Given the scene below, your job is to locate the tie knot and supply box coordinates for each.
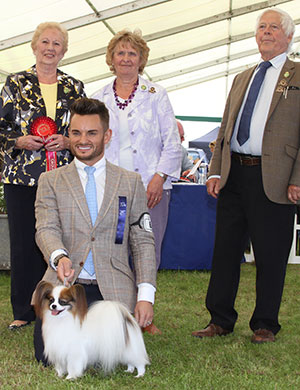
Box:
[84,166,96,176]
[259,61,272,71]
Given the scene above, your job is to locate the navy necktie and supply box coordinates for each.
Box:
[237,61,272,146]
[83,166,98,275]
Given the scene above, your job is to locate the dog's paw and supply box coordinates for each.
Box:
[56,368,66,378]
[125,364,135,374]
[135,366,146,378]
[66,374,78,380]
[135,372,145,378]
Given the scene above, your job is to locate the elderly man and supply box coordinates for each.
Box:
[192,8,299,343]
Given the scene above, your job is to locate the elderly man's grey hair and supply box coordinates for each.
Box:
[256,8,295,52]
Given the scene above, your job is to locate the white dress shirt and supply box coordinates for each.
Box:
[50,156,155,304]
[231,52,287,155]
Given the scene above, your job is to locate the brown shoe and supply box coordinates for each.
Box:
[142,323,162,335]
[192,323,231,338]
[251,329,275,344]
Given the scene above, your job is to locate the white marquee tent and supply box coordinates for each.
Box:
[0,0,300,140]
[1,0,300,100]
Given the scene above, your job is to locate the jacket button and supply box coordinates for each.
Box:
[79,262,84,267]
[91,237,95,241]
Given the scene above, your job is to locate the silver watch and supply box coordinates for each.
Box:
[156,171,167,181]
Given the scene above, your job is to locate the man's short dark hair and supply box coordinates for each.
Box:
[70,98,110,131]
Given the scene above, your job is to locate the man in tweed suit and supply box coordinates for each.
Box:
[33,98,156,362]
[192,8,300,343]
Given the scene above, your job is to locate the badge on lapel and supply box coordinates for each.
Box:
[115,196,127,244]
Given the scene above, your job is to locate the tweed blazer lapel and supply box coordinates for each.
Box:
[231,67,256,123]
[221,66,257,141]
[267,59,295,122]
[97,161,122,223]
[61,160,123,229]
[61,161,92,227]
[228,59,295,129]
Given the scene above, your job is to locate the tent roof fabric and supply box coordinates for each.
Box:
[0,0,300,98]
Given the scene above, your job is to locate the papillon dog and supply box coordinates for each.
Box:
[34,281,149,379]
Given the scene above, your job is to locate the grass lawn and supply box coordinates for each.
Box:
[0,264,300,390]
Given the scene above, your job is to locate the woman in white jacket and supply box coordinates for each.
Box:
[93,29,181,272]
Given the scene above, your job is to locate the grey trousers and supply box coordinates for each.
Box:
[149,189,171,270]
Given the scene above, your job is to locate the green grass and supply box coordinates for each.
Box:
[1,264,300,389]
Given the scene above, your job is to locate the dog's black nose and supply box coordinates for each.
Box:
[51,304,57,309]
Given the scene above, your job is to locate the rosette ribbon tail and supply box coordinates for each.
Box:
[46,151,58,171]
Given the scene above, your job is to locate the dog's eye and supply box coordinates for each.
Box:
[59,299,69,306]
[49,297,54,304]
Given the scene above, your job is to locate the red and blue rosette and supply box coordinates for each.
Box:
[31,116,58,171]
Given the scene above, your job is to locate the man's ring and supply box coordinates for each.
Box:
[146,321,152,326]
[56,144,59,148]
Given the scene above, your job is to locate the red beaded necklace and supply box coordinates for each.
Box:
[113,78,139,110]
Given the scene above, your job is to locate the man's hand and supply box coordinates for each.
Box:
[147,174,164,209]
[206,177,220,199]
[134,301,154,328]
[287,185,300,204]
[56,257,75,286]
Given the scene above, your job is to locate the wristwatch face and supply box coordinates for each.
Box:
[54,254,65,267]
[157,171,166,179]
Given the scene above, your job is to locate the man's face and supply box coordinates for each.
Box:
[69,114,111,166]
[256,11,292,61]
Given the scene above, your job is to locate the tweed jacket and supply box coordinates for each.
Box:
[34,160,156,312]
[210,58,300,204]
[92,75,181,190]
[0,65,85,186]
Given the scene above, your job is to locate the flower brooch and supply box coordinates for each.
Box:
[141,85,156,93]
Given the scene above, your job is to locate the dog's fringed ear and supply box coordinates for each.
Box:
[33,281,53,319]
[69,284,88,323]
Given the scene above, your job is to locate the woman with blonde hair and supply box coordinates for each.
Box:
[0,21,85,330]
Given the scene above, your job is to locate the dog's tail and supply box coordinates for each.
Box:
[118,304,139,345]
[85,301,149,372]
[119,304,150,368]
